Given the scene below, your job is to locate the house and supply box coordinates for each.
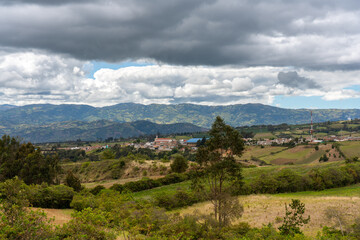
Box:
[153,137,178,150]
[185,138,204,147]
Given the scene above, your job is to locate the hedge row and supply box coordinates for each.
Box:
[246,163,360,194]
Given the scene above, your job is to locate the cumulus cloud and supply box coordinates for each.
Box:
[0,51,88,105]
[0,52,359,107]
[277,71,320,89]
[0,0,360,69]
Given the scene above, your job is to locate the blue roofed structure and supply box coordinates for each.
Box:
[186,138,204,143]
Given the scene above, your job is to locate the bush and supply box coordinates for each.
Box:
[170,155,188,173]
[28,184,75,209]
[154,189,202,210]
[109,173,188,194]
[70,191,98,211]
[58,208,116,240]
[64,171,82,192]
[89,185,106,195]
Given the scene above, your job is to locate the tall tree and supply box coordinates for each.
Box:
[193,116,244,226]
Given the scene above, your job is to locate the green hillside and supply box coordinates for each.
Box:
[1,120,206,143]
[0,103,359,128]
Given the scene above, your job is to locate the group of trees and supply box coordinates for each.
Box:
[0,135,60,185]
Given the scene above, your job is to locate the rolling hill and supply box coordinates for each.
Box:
[0,120,206,143]
[0,103,359,128]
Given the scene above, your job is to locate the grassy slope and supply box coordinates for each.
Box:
[340,141,360,158]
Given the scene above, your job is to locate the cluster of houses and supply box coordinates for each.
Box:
[53,135,360,153]
[131,137,205,151]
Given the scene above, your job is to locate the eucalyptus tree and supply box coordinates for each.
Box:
[194,116,244,226]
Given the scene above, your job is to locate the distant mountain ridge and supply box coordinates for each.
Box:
[0,120,206,143]
[0,103,359,128]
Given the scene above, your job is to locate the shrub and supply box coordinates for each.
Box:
[170,155,188,173]
[89,185,106,195]
[64,171,82,192]
[57,208,116,240]
[28,184,75,209]
[70,191,98,211]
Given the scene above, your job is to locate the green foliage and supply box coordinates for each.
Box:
[101,148,116,160]
[194,116,245,226]
[27,184,75,209]
[110,159,125,179]
[279,199,310,236]
[0,178,56,240]
[319,154,329,162]
[58,208,116,240]
[110,173,188,194]
[55,149,85,162]
[89,185,106,195]
[154,189,203,210]
[170,155,188,173]
[0,135,60,185]
[65,170,82,192]
[249,163,360,194]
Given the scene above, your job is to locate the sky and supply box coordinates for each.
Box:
[0,0,359,109]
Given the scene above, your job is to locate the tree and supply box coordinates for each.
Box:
[279,199,310,236]
[193,116,244,226]
[0,135,60,185]
[65,171,82,192]
[325,206,347,236]
[170,155,188,173]
[0,177,55,239]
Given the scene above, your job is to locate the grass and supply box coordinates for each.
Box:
[239,146,287,161]
[276,183,360,197]
[178,184,360,237]
[339,141,360,158]
[260,145,315,164]
[131,180,192,200]
[39,208,73,225]
[253,132,277,139]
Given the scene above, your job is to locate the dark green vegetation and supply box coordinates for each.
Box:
[1,120,206,143]
[0,135,60,184]
[194,116,245,226]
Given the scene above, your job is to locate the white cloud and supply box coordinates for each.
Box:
[0,51,359,107]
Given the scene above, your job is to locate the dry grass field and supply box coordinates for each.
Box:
[178,185,360,237]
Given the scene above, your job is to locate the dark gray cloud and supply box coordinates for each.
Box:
[0,0,360,69]
[278,71,320,89]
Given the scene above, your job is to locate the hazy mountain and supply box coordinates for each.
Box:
[0,104,17,111]
[0,120,206,143]
[0,103,359,128]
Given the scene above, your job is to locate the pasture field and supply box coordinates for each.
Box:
[260,145,315,164]
[238,146,287,161]
[339,141,360,158]
[257,144,341,164]
[253,132,277,139]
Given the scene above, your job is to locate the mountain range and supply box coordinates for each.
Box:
[0,103,359,142]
